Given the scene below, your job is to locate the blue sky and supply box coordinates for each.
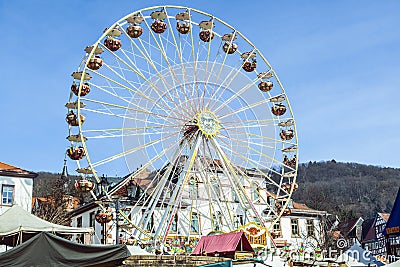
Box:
[0,0,399,172]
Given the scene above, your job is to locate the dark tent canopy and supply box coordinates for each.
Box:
[384,187,400,235]
[192,232,254,258]
[0,232,130,267]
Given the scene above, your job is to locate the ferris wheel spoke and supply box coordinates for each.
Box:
[155,134,202,240]
[209,138,266,226]
[202,140,236,229]
[98,44,188,118]
[81,97,187,124]
[199,18,218,110]
[206,60,241,111]
[218,98,268,120]
[222,118,277,125]
[222,126,296,146]
[86,129,175,139]
[218,133,285,170]
[218,133,276,151]
[222,123,276,130]
[223,159,281,218]
[207,142,249,212]
[133,142,190,238]
[108,133,184,197]
[216,135,294,179]
[109,137,185,238]
[67,6,298,246]
[138,15,194,113]
[87,81,179,123]
[185,9,200,109]
[199,49,222,111]
[132,37,190,112]
[82,125,180,134]
[89,68,190,120]
[91,130,178,168]
[214,79,262,117]
[205,31,237,110]
[207,49,257,111]
[163,10,198,113]
[117,25,175,97]
[81,107,181,130]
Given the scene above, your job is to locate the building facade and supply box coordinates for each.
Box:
[362,213,390,256]
[0,162,37,215]
[69,172,327,253]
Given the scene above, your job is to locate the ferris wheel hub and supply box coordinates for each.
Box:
[196,110,219,138]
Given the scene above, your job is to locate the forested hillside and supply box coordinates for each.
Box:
[33,161,400,222]
[292,160,400,221]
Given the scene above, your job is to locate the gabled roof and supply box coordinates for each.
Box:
[362,212,390,242]
[362,218,374,240]
[363,222,377,242]
[339,217,363,237]
[0,162,38,178]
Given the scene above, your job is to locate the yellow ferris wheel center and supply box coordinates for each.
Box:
[196,110,220,138]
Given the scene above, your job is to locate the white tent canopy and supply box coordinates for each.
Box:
[336,244,384,267]
[0,205,93,237]
[386,260,400,267]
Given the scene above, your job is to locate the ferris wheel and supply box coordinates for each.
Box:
[65,5,298,247]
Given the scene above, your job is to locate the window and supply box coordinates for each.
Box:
[291,219,299,237]
[119,208,131,225]
[2,185,14,205]
[77,216,82,227]
[273,221,281,232]
[234,215,244,229]
[142,210,154,232]
[191,212,200,233]
[232,188,239,202]
[89,211,95,229]
[307,220,315,237]
[211,177,220,198]
[252,182,259,202]
[268,197,275,207]
[189,177,198,198]
[272,221,282,237]
[212,212,222,231]
[76,217,84,243]
[171,214,178,232]
[253,216,260,224]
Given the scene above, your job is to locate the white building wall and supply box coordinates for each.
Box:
[0,175,33,215]
[278,215,322,251]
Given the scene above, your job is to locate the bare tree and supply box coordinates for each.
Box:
[32,170,75,226]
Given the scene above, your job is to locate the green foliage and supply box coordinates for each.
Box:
[293,161,400,221]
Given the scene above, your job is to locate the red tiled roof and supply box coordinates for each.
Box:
[0,162,38,178]
[292,202,313,210]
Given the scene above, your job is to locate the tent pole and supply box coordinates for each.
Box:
[103,223,106,244]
